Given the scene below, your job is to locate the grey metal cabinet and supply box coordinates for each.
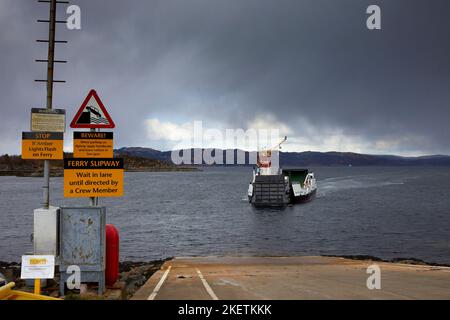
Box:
[59,207,106,296]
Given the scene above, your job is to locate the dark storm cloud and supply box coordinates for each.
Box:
[0,0,449,155]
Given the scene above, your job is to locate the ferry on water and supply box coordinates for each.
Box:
[247,137,317,207]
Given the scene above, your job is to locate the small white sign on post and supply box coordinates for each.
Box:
[21,255,55,280]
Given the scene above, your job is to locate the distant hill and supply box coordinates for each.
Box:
[281,152,450,166]
[115,147,171,162]
[116,147,450,166]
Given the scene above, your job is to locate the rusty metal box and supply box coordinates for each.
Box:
[59,207,106,295]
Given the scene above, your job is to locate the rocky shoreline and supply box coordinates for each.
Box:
[118,260,169,299]
[0,259,169,299]
[324,255,450,267]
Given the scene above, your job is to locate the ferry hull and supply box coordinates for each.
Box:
[248,169,317,207]
[290,188,317,204]
[249,175,290,207]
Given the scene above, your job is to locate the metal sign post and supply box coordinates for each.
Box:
[32,0,68,295]
[35,0,68,208]
[90,128,99,207]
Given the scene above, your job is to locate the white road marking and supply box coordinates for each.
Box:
[196,268,219,300]
[147,266,172,300]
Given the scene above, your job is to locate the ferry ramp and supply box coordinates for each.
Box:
[131,256,450,300]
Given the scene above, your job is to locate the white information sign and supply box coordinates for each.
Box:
[21,255,55,280]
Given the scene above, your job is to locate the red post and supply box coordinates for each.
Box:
[105,224,120,286]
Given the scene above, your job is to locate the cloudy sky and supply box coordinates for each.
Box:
[1,0,449,156]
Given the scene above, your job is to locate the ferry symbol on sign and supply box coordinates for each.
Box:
[70,89,115,129]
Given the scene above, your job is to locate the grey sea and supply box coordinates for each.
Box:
[1,166,449,264]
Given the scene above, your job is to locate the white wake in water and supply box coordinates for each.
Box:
[318,176,404,197]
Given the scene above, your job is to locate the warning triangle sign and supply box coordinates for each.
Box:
[70,90,115,129]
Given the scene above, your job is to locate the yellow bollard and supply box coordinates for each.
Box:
[34,279,41,295]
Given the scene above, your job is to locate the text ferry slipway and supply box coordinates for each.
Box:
[66,160,122,167]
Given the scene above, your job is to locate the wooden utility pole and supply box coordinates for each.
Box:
[35,0,67,208]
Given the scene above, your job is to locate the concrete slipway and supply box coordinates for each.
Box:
[131,256,450,300]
